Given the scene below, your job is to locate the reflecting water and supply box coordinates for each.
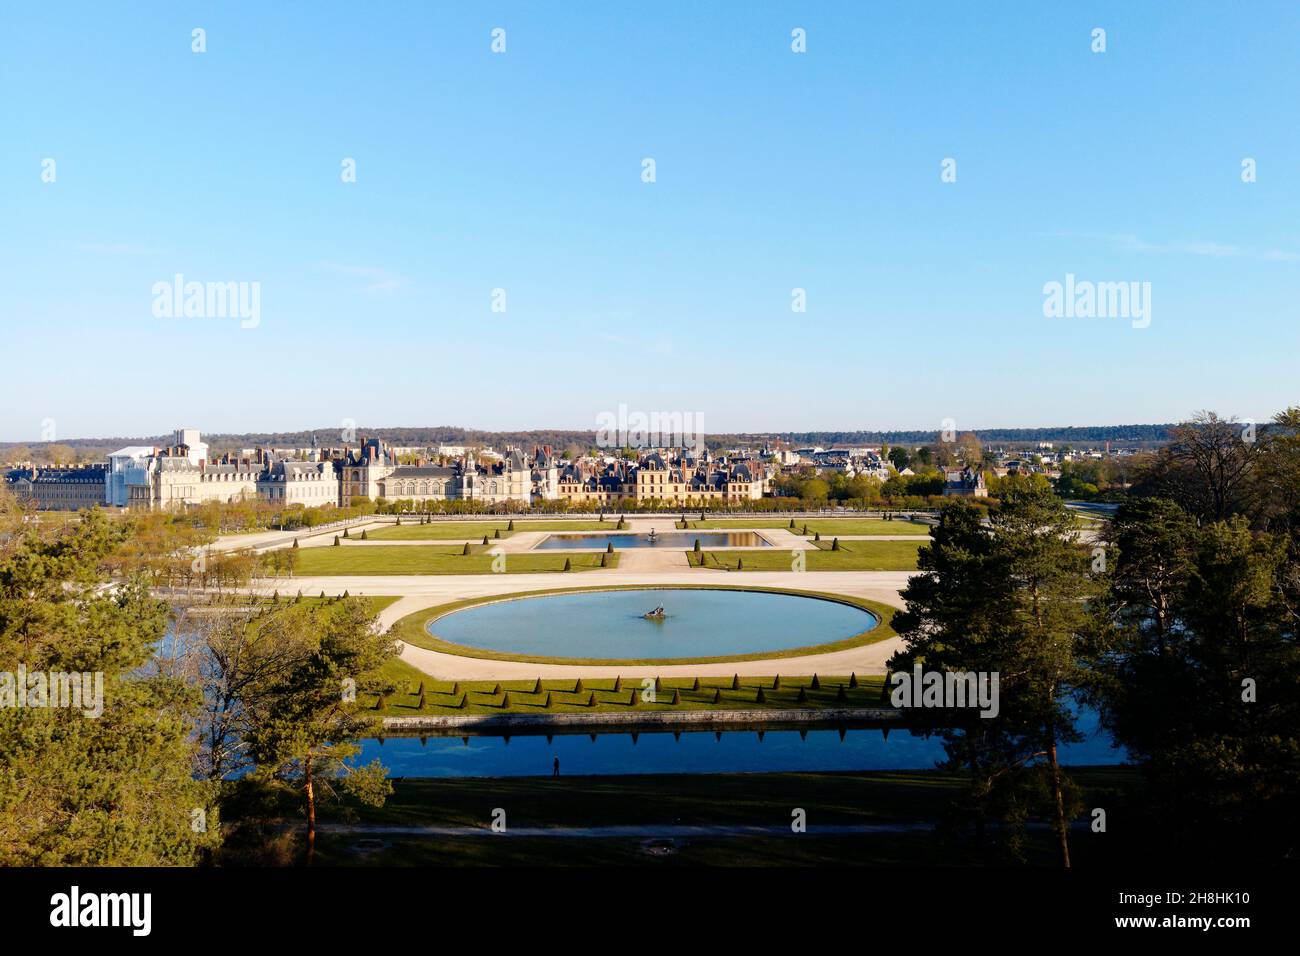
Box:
[428,587,878,659]
[359,708,1125,778]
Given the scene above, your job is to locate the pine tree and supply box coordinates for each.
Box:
[0,511,219,865]
[890,490,1101,867]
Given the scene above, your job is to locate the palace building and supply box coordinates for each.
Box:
[5,428,766,512]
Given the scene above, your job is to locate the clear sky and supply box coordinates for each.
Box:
[3,1,1298,441]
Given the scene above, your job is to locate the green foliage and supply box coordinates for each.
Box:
[890,489,1098,864]
[0,507,219,865]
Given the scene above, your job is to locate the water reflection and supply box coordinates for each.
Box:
[357,709,1125,778]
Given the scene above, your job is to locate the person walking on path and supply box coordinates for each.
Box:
[552,755,560,778]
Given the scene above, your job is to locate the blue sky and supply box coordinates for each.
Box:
[3,1,1298,441]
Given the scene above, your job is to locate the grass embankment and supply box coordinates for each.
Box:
[366,520,618,541]
[372,656,888,715]
[292,545,617,575]
[388,584,896,667]
[694,540,922,571]
[228,594,401,614]
[312,767,1142,866]
[679,518,931,536]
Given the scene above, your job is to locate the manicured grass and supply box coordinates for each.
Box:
[388,584,896,667]
[292,545,617,576]
[787,519,932,536]
[309,767,1143,866]
[239,594,400,614]
[372,655,889,715]
[676,518,932,536]
[695,541,922,572]
[366,522,517,541]
[366,520,618,541]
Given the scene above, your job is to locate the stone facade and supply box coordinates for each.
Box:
[557,450,764,506]
[6,466,108,511]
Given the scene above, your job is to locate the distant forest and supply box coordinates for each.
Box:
[1,423,1176,459]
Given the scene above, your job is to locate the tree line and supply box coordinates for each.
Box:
[889,407,1300,865]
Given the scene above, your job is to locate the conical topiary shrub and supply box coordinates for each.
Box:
[731,674,740,691]
[849,672,858,688]
[563,558,572,571]
[462,542,471,555]
[292,538,299,549]
[343,528,350,538]
[789,518,796,529]
[600,552,609,568]
[814,531,820,542]
[737,558,744,570]
[482,534,489,545]
[606,541,614,553]
[508,519,515,531]
[361,529,368,540]
[831,538,840,551]
[756,687,766,704]
[810,674,820,690]
[333,535,340,546]
[797,687,808,703]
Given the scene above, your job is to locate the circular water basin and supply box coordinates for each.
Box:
[426,587,879,661]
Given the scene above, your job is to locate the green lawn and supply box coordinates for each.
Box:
[695,540,922,571]
[676,518,932,536]
[292,545,616,575]
[387,584,896,667]
[366,520,618,541]
[305,767,1143,867]
[786,519,932,536]
[374,655,888,715]
[240,594,401,614]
